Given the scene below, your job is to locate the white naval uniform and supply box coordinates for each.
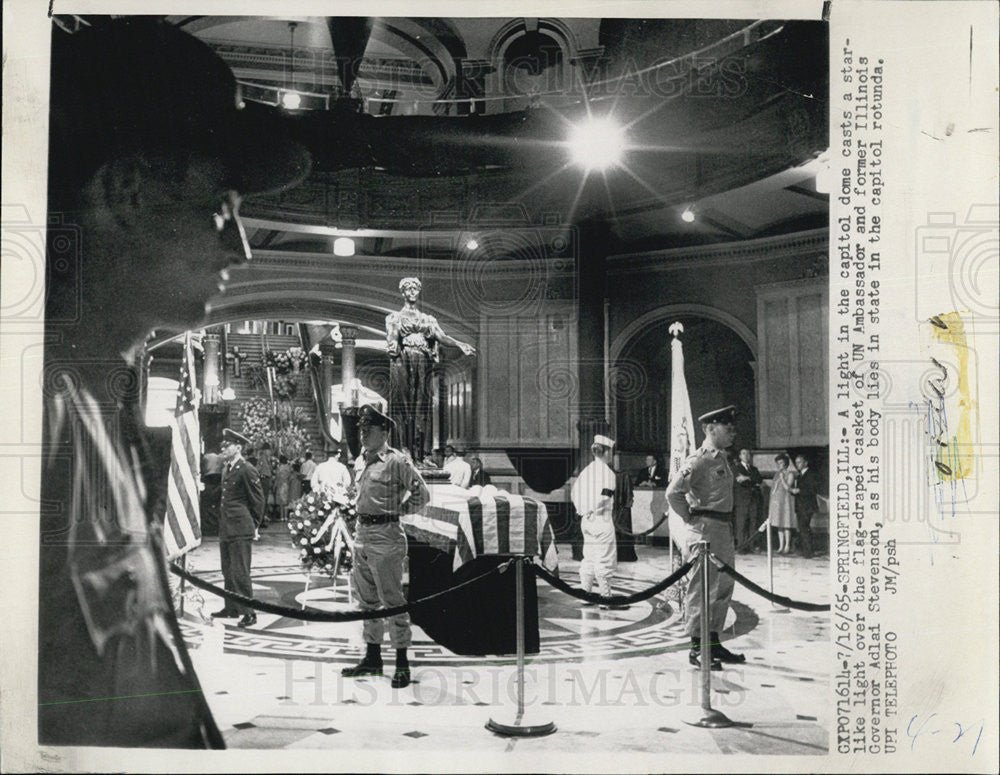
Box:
[571,458,618,595]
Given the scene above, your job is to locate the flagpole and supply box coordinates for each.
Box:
[667,322,695,620]
[179,554,187,617]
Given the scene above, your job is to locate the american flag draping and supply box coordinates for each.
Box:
[401,487,559,572]
[163,333,202,559]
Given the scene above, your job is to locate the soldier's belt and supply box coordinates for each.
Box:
[690,509,733,520]
[357,513,400,525]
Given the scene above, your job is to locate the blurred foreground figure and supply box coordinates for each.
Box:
[40,17,309,746]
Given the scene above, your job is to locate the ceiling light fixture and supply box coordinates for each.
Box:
[333,237,356,256]
[681,208,696,223]
[567,117,626,170]
[282,21,302,111]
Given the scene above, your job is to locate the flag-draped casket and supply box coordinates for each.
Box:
[402,485,558,656]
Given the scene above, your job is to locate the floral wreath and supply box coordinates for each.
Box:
[287,487,357,576]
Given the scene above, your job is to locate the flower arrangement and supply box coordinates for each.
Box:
[265,349,293,374]
[287,489,356,576]
[286,346,308,371]
[271,425,310,459]
[273,374,298,399]
[243,362,269,391]
[238,397,311,458]
[238,397,274,446]
[276,403,309,426]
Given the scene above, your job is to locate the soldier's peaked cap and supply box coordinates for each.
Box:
[358,404,394,430]
[222,428,251,446]
[698,405,738,425]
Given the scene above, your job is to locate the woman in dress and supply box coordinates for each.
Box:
[274,455,293,521]
[287,457,303,508]
[386,277,476,461]
[768,452,798,554]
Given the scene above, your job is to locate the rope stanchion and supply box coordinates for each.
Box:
[760,519,789,613]
[169,558,513,622]
[612,508,670,538]
[684,541,736,729]
[533,560,694,606]
[708,554,830,612]
[486,557,556,738]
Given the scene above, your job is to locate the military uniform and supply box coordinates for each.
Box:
[666,405,745,667]
[353,444,429,647]
[218,431,265,621]
[343,404,430,689]
[571,435,618,598]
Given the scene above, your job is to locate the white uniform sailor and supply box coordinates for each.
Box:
[571,435,619,601]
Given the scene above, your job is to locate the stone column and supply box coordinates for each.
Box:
[318,340,337,402]
[203,333,221,405]
[318,338,338,436]
[572,219,612,561]
[575,219,612,463]
[338,325,360,459]
[339,324,359,405]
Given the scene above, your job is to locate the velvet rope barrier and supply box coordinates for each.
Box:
[169,557,514,622]
[612,508,670,538]
[532,560,694,605]
[708,553,830,612]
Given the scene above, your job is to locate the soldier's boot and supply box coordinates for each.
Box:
[710,632,746,664]
[342,643,383,677]
[391,648,411,689]
[688,635,722,671]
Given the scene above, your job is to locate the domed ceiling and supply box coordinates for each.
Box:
[167,16,829,257]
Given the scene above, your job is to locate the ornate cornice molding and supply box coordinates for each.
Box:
[607,228,828,275]
[250,249,578,282]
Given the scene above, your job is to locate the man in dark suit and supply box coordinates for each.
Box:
[792,453,820,559]
[733,448,764,552]
[634,454,666,487]
[614,465,638,563]
[213,429,266,627]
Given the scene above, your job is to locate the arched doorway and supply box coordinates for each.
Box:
[613,315,757,457]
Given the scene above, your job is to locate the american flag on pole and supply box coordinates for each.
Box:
[163,333,202,559]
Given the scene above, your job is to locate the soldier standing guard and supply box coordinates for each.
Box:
[212,428,265,628]
[571,435,619,603]
[666,406,747,670]
[342,405,430,689]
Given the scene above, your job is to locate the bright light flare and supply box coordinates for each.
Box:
[681,208,695,223]
[567,117,626,170]
[281,91,302,110]
[333,237,355,257]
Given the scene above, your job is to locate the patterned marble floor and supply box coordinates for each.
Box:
[177,530,830,764]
